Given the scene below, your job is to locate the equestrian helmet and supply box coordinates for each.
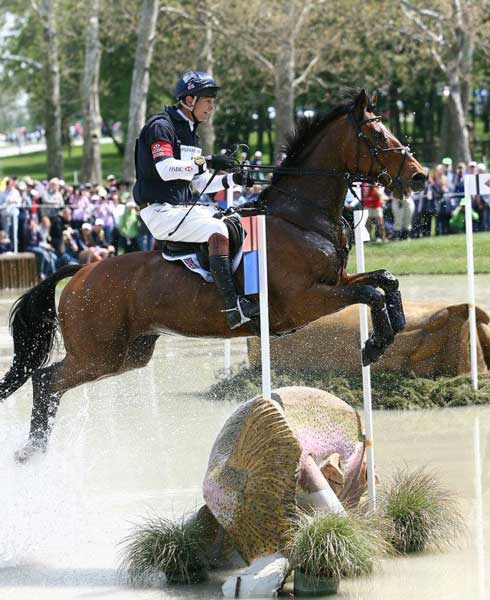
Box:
[175,71,219,99]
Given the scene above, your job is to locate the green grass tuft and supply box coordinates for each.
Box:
[119,514,211,586]
[286,510,389,579]
[207,365,490,410]
[379,468,465,553]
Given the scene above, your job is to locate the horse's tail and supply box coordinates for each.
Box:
[0,264,83,401]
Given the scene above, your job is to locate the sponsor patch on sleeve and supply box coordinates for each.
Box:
[151,140,173,160]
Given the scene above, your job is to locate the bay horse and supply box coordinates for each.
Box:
[1,90,426,462]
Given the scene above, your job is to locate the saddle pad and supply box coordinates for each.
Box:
[162,246,243,283]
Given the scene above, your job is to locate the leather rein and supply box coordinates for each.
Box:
[237,109,412,204]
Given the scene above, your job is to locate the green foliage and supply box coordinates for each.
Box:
[286,509,389,579]
[119,514,210,586]
[379,468,465,553]
[207,365,490,410]
[3,0,490,161]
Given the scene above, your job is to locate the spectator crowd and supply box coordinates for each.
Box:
[0,174,152,280]
[0,153,488,281]
[343,159,490,242]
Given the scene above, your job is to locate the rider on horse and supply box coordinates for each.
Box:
[133,70,259,329]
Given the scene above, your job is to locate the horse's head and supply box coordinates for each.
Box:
[343,90,427,196]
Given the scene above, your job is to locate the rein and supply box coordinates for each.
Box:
[229,109,414,229]
[234,109,413,194]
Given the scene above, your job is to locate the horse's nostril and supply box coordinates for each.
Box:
[412,172,427,182]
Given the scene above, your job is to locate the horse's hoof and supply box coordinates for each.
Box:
[14,443,43,464]
[362,340,385,366]
[386,290,406,333]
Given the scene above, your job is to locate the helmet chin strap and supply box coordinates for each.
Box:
[179,97,200,124]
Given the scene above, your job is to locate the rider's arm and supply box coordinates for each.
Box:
[148,118,203,182]
[153,144,201,182]
[193,172,235,195]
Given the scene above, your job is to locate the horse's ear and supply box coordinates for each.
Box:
[368,89,379,112]
[353,90,369,119]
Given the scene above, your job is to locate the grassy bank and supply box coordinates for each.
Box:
[349,233,490,274]
[207,366,490,410]
[0,142,123,182]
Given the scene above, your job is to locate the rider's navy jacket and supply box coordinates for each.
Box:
[132,105,199,206]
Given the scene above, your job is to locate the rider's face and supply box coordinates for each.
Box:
[184,96,215,122]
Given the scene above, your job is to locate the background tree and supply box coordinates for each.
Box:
[400,0,490,163]
[38,0,63,177]
[81,0,102,183]
[121,0,160,181]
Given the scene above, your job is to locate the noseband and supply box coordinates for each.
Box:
[348,112,412,193]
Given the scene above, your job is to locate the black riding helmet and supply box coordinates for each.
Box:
[175,71,219,100]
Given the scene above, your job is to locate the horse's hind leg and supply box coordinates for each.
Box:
[15,361,65,463]
[15,336,159,463]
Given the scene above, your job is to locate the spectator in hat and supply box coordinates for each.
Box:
[441,157,454,188]
[78,222,112,263]
[92,217,114,254]
[107,174,117,188]
[43,177,64,217]
[250,150,265,181]
[117,199,141,254]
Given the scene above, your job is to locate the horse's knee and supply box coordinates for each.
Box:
[377,269,399,291]
[357,285,385,309]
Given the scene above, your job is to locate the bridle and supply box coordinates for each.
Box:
[348,111,412,196]
[236,108,414,202]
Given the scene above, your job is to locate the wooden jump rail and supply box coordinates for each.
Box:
[0,252,38,289]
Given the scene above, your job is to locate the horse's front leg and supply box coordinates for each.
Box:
[342,269,405,335]
[308,282,395,366]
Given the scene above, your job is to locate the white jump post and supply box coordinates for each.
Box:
[12,210,19,253]
[354,199,376,511]
[473,417,486,600]
[257,214,271,400]
[223,185,234,377]
[463,174,482,391]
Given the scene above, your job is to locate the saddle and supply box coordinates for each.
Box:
[162,213,244,275]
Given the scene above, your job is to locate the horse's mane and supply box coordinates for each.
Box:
[271,95,358,184]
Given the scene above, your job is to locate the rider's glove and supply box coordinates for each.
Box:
[232,171,254,188]
[206,154,237,172]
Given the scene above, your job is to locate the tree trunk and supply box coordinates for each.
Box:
[81,0,102,184]
[196,4,215,155]
[122,0,160,182]
[257,105,265,153]
[273,1,295,161]
[440,72,471,163]
[40,0,63,178]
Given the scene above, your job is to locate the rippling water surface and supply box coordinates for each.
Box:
[0,274,489,599]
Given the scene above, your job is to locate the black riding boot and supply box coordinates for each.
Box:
[209,254,259,329]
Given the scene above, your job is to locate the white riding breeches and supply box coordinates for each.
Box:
[140,203,229,242]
